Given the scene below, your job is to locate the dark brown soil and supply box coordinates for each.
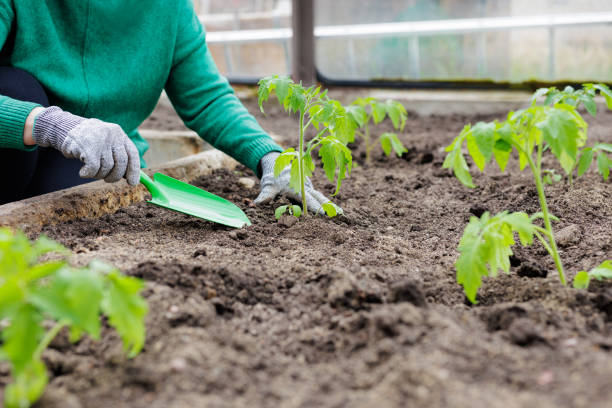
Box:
[6,98,612,408]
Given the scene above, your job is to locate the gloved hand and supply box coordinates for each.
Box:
[32,107,140,185]
[254,152,336,215]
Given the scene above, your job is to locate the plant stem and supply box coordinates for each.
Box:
[298,109,307,215]
[528,144,566,285]
[364,120,372,165]
[34,320,68,360]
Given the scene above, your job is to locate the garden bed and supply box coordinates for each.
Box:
[4,98,612,408]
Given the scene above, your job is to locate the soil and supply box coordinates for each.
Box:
[5,97,612,408]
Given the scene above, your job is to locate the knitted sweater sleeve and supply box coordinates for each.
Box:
[0,2,40,150]
[164,0,282,176]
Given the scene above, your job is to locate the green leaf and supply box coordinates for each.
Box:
[593,83,612,109]
[273,149,297,178]
[289,159,301,194]
[542,169,561,185]
[322,202,343,217]
[578,94,597,116]
[4,358,47,408]
[346,105,367,128]
[303,151,315,178]
[493,138,512,172]
[32,235,69,258]
[274,205,288,220]
[530,212,559,222]
[577,148,594,177]
[371,101,386,124]
[590,260,612,281]
[574,260,612,289]
[380,133,407,157]
[319,137,353,194]
[319,142,336,182]
[26,261,65,282]
[290,205,302,218]
[593,143,612,153]
[384,100,406,130]
[531,88,550,105]
[101,271,148,357]
[274,76,291,107]
[465,122,496,172]
[597,152,611,181]
[573,271,590,289]
[1,304,44,374]
[257,76,273,113]
[287,85,307,113]
[455,211,535,303]
[443,147,475,188]
[28,267,104,340]
[536,106,581,175]
[0,277,23,318]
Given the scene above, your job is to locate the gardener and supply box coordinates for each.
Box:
[0,0,330,212]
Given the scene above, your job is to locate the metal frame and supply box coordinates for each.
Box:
[204,11,612,85]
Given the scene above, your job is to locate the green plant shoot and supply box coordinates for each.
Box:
[534,83,612,181]
[347,97,408,164]
[456,212,535,303]
[446,85,608,301]
[258,75,353,217]
[573,260,612,289]
[0,228,148,408]
[275,204,301,219]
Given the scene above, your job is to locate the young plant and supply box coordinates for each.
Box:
[347,97,408,164]
[542,168,562,185]
[275,204,301,219]
[535,83,612,181]
[445,84,612,302]
[573,260,612,289]
[0,228,148,408]
[258,75,353,217]
[456,211,536,302]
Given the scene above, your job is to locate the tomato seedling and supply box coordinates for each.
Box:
[258,76,352,217]
[0,228,147,408]
[535,83,612,182]
[445,84,612,302]
[347,97,408,164]
[456,211,536,302]
[275,204,301,219]
[573,260,612,289]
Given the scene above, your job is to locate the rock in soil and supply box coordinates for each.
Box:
[237,177,256,189]
[554,224,582,247]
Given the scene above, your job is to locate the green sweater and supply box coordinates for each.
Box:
[0,0,281,174]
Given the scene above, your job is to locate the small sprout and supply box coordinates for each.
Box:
[573,260,612,289]
[348,97,408,164]
[322,201,343,217]
[542,169,562,185]
[275,204,302,219]
[577,143,612,181]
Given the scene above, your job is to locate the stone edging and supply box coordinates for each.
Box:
[0,150,238,232]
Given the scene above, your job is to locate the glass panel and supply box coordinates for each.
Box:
[315,0,612,84]
[201,0,292,79]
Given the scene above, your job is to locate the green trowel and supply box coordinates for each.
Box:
[139,171,251,228]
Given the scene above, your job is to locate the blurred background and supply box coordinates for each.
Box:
[195,0,612,86]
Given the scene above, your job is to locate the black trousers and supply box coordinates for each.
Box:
[0,67,90,205]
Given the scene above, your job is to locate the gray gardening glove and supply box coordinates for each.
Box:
[33,107,140,185]
[254,152,336,215]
